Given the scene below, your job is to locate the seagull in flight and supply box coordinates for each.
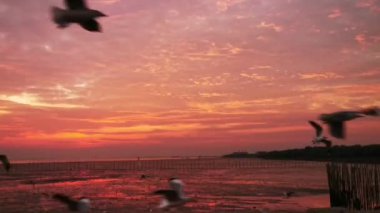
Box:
[0,155,10,172]
[51,0,107,32]
[308,121,332,148]
[153,178,193,210]
[319,111,365,139]
[53,193,91,212]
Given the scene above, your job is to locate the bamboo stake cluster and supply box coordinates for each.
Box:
[326,162,380,211]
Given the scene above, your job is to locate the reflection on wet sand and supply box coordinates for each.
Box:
[0,160,329,212]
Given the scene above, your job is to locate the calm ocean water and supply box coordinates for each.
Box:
[0,158,330,212]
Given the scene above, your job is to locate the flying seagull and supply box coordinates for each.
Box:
[319,111,366,139]
[51,0,107,32]
[308,121,332,148]
[0,155,10,172]
[153,178,193,209]
[53,193,91,212]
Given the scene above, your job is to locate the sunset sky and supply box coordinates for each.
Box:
[0,0,379,160]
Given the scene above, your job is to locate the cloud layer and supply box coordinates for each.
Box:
[0,0,379,160]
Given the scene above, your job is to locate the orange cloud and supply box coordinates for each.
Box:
[240,73,271,81]
[249,65,273,70]
[96,0,120,5]
[298,72,343,80]
[216,0,246,13]
[189,98,292,113]
[256,22,283,32]
[199,92,229,98]
[0,109,10,115]
[190,73,231,87]
[0,93,86,108]
[94,123,204,134]
[230,125,309,134]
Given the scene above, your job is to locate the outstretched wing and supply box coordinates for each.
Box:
[308,120,323,137]
[328,121,345,139]
[361,107,380,116]
[65,0,88,10]
[80,19,101,32]
[0,155,10,172]
[53,194,78,210]
[154,190,180,202]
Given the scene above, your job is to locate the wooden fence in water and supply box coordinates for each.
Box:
[326,162,380,210]
[10,158,325,172]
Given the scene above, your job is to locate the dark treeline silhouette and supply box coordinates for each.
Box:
[223,145,380,163]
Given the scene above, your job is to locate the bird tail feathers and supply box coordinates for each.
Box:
[158,199,170,209]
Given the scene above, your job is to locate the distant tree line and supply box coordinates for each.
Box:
[223,145,380,163]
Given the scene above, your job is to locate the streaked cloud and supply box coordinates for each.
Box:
[0,93,86,108]
[240,73,271,81]
[298,72,344,80]
[230,125,309,135]
[0,109,10,115]
[199,92,229,98]
[93,123,204,134]
[216,0,246,13]
[328,9,342,19]
[189,98,293,113]
[190,73,232,87]
[256,22,283,32]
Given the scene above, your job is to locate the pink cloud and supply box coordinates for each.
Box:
[328,9,342,19]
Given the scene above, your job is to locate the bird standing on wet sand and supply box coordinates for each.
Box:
[0,154,10,172]
[51,0,107,32]
[308,121,332,148]
[153,178,193,210]
[141,174,152,179]
[53,193,91,212]
[283,191,295,198]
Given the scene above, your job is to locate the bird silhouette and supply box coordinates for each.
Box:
[308,120,332,147]
[153,178,193,209]
[53,193,91,212]
[283,191,295,198]
[0,155,10,172]
[51,0,107,32]
[319,111,365,139]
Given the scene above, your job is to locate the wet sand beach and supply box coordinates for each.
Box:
[0,159,330,212]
